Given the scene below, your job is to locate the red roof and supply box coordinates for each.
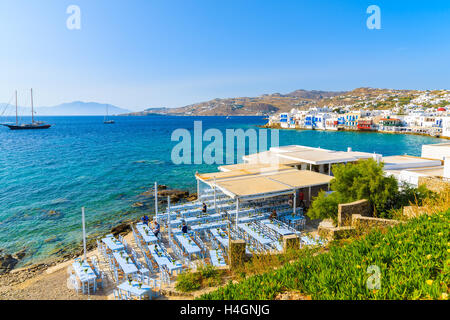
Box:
[437,107,446,111]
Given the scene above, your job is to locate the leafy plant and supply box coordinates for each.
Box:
[175,271,201,292]
[200,209,450,300]
[175,265,224,292]
[308,159,431,221]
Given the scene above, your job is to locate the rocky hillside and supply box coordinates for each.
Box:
[120,87,441,116]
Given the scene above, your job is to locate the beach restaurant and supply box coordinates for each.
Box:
[195,164,334,223]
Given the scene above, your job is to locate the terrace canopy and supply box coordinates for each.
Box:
[241,145,381,175]
[217,162,292,172]
[195,168,333,224]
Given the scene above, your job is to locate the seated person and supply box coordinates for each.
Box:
[299,200,306,210]
[269,209,277,220]
[288,199,293,207]
[181,222,188,234]
[141,215,149,226]
[153,221,160,237]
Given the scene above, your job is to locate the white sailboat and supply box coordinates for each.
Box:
[104,104,115,124]
[2,89,51,130]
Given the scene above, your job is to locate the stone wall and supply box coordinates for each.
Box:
[283,234,300,252]
[228,240,246,270]
[338,199,371,227]
[351,214,403,229]
[318,199,403,241]
[402,205,426,219]
[318,225,355,241]
[418,176,450,193]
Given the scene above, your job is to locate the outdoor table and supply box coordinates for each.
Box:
[175,234,202,257]
[209,250,227,267]
[148,244,183,275]
[73,260,97,283]
[136,223,158,244]
[170,212,224,228]
[102,237,125,252]
[189,221,228,232]
[210,228,229,249]
[282,215,305,229]
[261,219,294,236]
[238,223,273,245]
[170,198,230,213]
[271,241,284,251]
[238,212,270,224]
[113,250,138,275]
[118,280,152,300]
[301,235,325,246]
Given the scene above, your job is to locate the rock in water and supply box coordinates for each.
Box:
[111,223,131,237]
[0,254,19,274]
[14,248,27,260]
[186,193,198,202]
[158,189,189,203]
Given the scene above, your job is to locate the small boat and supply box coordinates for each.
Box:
[104,105,115,124]
[2,89,51,130]
[4,122,51,130]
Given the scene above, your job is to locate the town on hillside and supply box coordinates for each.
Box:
[267,89,450,138]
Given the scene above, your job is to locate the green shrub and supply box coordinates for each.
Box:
[200,209,450,300]
[175,271,201,292]
[175,265,224,292]
[308,159,432,221]
[199,264,218,279]
[308,190,343,224]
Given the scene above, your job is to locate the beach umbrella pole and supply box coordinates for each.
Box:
[82,207,87,261]
[293,190,297,215]
[197,176,200,198]
[235,198,239,225]
[155,181,158,218]
[213,177,217,213]
[167,196,171,246]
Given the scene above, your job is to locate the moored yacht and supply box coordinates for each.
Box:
[2,89,51,130]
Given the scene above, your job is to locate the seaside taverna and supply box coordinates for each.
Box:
[67,143,450,300]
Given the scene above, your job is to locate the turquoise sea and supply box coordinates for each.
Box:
[0,116,446,267]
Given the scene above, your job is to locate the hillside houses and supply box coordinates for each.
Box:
[269,106,450,138]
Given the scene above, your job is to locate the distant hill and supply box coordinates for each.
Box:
[286,89,346,100]
[120,89,348,116]
[119,87,424,116]
[0,101,131,116]
[122,107,171,116]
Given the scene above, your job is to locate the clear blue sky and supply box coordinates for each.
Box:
[1,0,449,111]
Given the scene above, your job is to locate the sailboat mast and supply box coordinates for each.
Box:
[31,88,34,123]
[15,90,18,125]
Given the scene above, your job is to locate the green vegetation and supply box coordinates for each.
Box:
[398,96,413,106]
[200,210,450,300]
[307,159,432,222]
[435,101,450,109]
[175,265,224,292]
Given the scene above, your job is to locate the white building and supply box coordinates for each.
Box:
[422,142,450,160]
[442,117,450,138]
